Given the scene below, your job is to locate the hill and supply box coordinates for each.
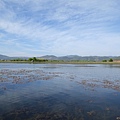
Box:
[0,54,120,62]
[0,54,28,60]
[0,54,9,60]
[40,55,120,61]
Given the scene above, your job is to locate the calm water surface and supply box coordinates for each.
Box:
[0,63,120,120]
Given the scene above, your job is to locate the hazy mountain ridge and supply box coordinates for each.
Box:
[0,54,9,59]
[0,54,120,61]
[0,54,29,60]
[40,55,120,61]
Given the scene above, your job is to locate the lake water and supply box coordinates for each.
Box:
[0,63,120,120]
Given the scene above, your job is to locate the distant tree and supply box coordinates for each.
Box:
[102,60,107,62]
[28,57,48,62]
[28,58,33,61]
[33,57,37,61]
[109,58,113,62]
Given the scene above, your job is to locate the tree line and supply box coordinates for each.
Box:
[10,57,48,62]
[102,59,113,62]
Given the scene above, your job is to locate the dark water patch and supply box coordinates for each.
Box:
[1,91,120,120]
[74,65,97,68]
[103,64,120,68]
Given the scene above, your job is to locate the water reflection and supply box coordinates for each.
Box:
[0,63,120,120]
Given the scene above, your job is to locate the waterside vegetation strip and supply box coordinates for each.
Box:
[0,57,120,64]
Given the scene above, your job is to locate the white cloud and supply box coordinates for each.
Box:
[0,0,120,56]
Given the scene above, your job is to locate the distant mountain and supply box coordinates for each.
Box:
[0,54,120,61]
[40,55,82,60]
[39,55,120,61]
[0,54,9,60]
[40,55,58,60]
[0,54,28,60]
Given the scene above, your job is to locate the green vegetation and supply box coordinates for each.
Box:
[28,57,48,62]
[11,58,27,61]
[7,57,48,63]
[109,58,113,62]
[0,57,119,64]
[102,60,107,62]
[102,59,113,62]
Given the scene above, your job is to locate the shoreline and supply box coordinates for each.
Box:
[0,61,120,64]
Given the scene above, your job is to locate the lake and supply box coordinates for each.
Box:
[0,63,120,120]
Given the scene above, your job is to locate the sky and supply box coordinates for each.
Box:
[0,0,120,57]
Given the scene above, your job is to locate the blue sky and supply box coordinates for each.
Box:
[0,0,120,57]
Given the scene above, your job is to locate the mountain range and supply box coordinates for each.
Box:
[0,54,120,61]
[39,55,120,61]
[0,54,29,60]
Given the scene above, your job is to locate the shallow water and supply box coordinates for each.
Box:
[0,63,120,120]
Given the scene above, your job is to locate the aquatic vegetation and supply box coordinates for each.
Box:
[0,69,63,85]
